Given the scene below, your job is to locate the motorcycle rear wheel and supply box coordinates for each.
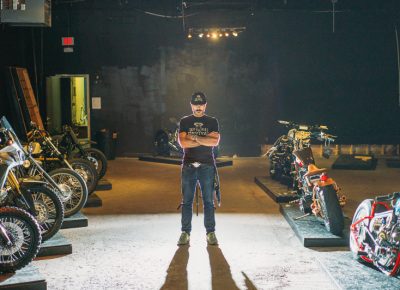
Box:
[317,185,344,236]
[0,207,41,273]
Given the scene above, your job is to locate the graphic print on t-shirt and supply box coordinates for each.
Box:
[189,122,209,136]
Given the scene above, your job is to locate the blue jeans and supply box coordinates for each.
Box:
[181,163,216,234]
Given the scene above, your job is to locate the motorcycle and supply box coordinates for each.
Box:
[0,206,41,273]
[267,120,333,185]
[1,117,87,218]
[266,134,293,183]
[0,118,64,241]
[27,123,99,195]
[271,120,346,235]
[53,125,108,179]
[350,192,400,276]
[154,127,183,157]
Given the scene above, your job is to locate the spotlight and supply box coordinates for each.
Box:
[232,31,238,37]
[188,34,192,39]
[206,33,210,38]
[225,32,229,37]
[211,33,218,39]
[219,33,223,37]
[199,33,204,38]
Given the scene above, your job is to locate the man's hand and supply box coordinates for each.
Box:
[195,131,220,147]
[178,132,201,148]
[187,134,199,142]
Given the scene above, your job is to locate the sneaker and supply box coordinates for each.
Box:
[206,232,218,245]
[177,232,190,246]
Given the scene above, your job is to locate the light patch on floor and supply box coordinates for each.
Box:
[35,213,337,290]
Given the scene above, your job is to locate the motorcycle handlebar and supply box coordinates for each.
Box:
[375,192,400,202]
[277,120,328,132]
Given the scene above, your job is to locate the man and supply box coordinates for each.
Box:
[177,92,220,246]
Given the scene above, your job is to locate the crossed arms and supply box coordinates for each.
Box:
[178,131,220,148]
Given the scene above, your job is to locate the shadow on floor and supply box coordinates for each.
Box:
[160,245,258,290]
[207,245,240,290]
[160,245,189,290]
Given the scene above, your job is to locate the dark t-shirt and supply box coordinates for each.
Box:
[179,114,219,164]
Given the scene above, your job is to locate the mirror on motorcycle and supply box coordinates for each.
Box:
[30,121,37,129]
[319,125,328,130]
[322,147,332,159]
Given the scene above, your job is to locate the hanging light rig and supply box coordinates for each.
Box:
[187,27,246,40]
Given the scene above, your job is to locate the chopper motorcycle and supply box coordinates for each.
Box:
[271,120,346,235]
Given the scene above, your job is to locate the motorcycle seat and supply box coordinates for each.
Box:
[304,164,327,177]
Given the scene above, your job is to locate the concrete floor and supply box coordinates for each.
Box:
[33,157,400,289]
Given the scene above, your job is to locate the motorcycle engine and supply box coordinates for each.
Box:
[370,217,384,233]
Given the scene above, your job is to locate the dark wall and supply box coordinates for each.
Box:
[1,4,400,156]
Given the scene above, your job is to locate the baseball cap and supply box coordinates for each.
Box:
[190,92,207,105]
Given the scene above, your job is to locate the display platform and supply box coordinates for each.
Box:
[280,204,350,247]
[37,232,72,257]
[0,265,46,290]
[138,155,233,167]
[84,193,102,208]
[386,158,400,168]
[96,178,112,191]
[61,212,88,229]
[318,251,400,289]
[332,154,377,170]
[254,176,297,203]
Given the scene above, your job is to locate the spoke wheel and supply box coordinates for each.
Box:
[49,168,88,217]
[69,159,99,195]
[30,185,64,241]
[0,207,41,273]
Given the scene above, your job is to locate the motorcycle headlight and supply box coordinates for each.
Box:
[23,160,31,168]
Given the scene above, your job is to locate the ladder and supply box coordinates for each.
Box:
[15,68,44,129]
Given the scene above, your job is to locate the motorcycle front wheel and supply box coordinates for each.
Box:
[0,207,41,273]
[316,185,344,236]
[74,148,108,179]
[154,130,170,156]
[49,168,88,217]
[269,160,280,180]
[349,199,373,261]
[29,185,64,241]
[69,158,99,195]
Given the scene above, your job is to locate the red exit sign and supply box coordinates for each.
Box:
[62,37,74,46]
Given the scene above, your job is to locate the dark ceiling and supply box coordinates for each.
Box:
[53,0,400,13]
